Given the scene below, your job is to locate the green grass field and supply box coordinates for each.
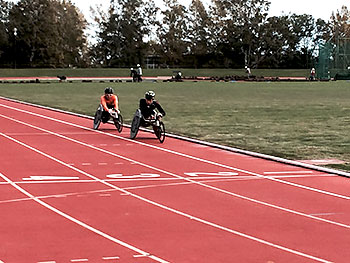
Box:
[0,77,349,172]
[0,68,310,78]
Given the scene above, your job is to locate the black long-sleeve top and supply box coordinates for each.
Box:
[139,98,166,119]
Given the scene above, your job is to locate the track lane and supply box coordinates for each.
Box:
[0,133,336,262]
[1,111,349,228]
[0,130,333,263]
[1,99,348,199]
[1,103,348,224]
[1,99,348,263]
[0,182,162,263]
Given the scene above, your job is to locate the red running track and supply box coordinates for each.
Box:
[0,98,349,263]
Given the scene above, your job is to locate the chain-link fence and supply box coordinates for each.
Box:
[317,38,350,80]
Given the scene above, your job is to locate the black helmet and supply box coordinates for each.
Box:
[104,87,114,94]
[145,90,155,100]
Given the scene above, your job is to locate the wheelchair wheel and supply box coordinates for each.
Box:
[113,114,123,133]
[153,122,165,143]
[130,114,141,139]
[93,109,102,130]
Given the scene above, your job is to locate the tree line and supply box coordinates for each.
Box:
[0,0,349,69]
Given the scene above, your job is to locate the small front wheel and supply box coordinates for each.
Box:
[113,114,123,133]
[153,122,165,143]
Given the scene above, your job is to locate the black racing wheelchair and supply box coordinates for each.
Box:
[130,109,165,143]
[93,104,123,132]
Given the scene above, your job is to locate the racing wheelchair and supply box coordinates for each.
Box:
[93,104,123,132]
[130,109,165,143]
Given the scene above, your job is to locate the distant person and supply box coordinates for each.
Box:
[245,66,251,78]
[130,68,137,82]
[174,71,182,81]
[310,68,316,80]
[57,75,67,82]
[136,64,143,82]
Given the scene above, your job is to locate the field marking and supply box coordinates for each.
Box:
[0,103,347,201]
[309,213,341,216]
[0,160,333,263]
[102,256,120,260]
[134,254,151,258]
[0,174,338,206]
[184,172,239,177]
[70,259,88,262]
[0,173,334,187]
[0,133,339,262]
[264,171,314,175]
[106,173,161,179]
[22,176,80,181]
[0,116,349,230]
[0,171,169,263]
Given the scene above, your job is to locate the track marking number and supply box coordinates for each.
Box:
[106,173,160,179]
[184,172,239,177]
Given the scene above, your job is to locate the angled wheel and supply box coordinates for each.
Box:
[93,107,103,130]
[154,122,165,143]
[130,113,141,139]
[113,114,123,133]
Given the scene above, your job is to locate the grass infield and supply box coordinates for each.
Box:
[0,78,349,171]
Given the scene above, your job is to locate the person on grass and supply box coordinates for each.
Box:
[136,64,143,82]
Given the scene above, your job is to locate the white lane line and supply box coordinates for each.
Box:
[1,103,347,201]
[0,135,340,263]
[264,171,314,174]
[99,194,111,197]
[184,172,239,177]
[22,176,80,181]
[37,261,56,263]
[309,213,340,216]
[71,259,88,262]
[0,174,343,207]
[106,174,160,179]
[0,174,332,186]
[0,171,168,263]
[0,118,349,230]
[134,254,151,258]
[102,256,120,260]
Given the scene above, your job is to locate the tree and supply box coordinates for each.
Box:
[186,0,212,68]
[256,15,291,68]
[330,6,350,39]
[156,0,189,67]
[8,0,87,67]
[91,0,158,67]
[0,0,13,65]
[210,0,270,68]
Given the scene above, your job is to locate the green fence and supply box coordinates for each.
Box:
[317,38,350,80]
